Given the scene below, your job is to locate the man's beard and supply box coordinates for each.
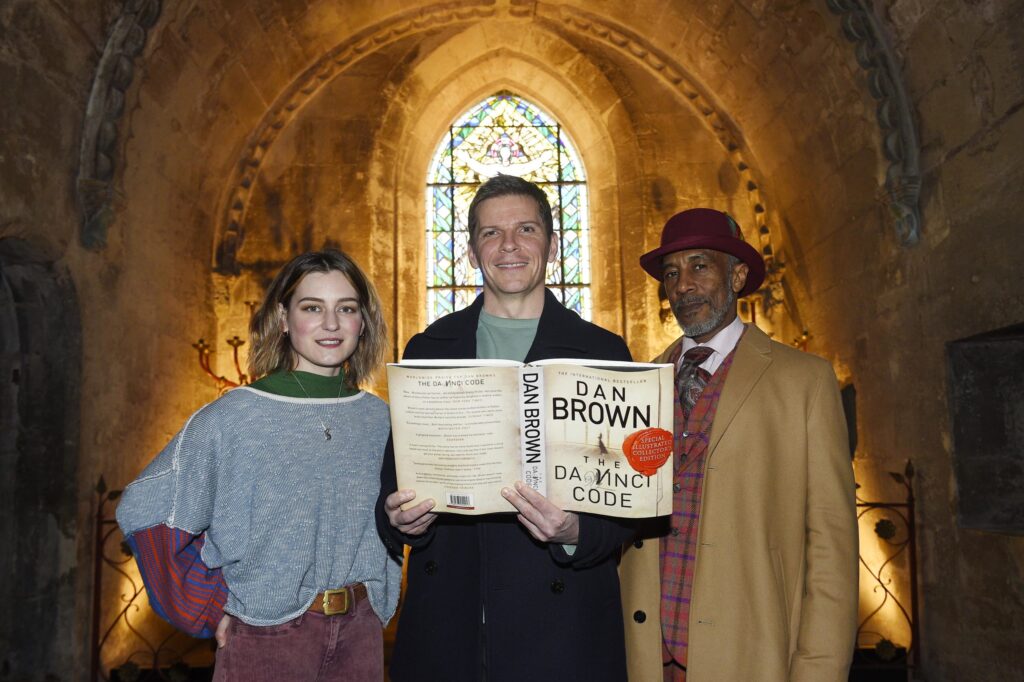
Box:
[672,288,736,338]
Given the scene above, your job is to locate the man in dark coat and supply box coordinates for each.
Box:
[377,175,634,681]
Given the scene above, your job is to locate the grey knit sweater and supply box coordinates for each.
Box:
[116,387,400,626]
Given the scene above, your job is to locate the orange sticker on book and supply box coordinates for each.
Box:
[622,427,673,476]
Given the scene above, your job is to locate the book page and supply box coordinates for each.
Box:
[387,364,521,514]
[540,363,675,517]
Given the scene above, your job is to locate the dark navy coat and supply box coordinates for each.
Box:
[377,290,634,681]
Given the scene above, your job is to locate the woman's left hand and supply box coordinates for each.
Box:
[215,614,232,648]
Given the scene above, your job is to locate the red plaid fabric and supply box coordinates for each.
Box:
[660,341,740,668]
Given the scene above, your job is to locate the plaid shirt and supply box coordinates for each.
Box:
[660,342,739,666]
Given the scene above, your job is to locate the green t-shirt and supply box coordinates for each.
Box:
[476,310,539,362]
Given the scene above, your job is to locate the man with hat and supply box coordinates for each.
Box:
[620,209,858,681]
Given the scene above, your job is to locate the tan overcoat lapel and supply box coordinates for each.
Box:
[707,325,772,454]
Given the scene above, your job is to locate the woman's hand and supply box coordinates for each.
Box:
[215,614,232,649]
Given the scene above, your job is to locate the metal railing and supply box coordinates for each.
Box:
[851,460,919,681]
[90,477,213,681]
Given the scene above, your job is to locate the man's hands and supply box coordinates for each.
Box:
[502,481,580,544]
[384,490,437,536]
[386,484,578,544]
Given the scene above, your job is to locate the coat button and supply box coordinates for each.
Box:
[671,528,680,537]
[550,579,565,594]
[682,431,689,438]
[633,610,647,623]
[633,539,644,549]
[673,483,682,493]
[424,560,438,575]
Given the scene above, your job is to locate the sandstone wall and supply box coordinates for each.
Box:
[1,1,1021,679]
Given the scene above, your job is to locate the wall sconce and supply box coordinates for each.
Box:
[192,302,256,391]
[192,336,249,392]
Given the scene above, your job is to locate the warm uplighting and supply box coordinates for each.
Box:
[853,459,918,671]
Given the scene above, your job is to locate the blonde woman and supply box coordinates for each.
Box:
[118,249,399,680]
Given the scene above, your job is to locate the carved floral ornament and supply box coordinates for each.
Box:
[826,0,922,244]
[77,0,162,249]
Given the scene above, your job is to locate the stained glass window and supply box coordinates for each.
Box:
[426,92,591,323]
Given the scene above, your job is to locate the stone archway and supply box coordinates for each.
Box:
[0,239,82,679]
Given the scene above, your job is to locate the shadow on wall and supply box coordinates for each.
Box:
[0,238,82,679]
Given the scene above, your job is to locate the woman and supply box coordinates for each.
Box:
[117,249,400,680]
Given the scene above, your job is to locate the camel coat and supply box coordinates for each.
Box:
[620,325,858,682]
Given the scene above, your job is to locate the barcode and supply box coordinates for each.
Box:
[447,493,474,509]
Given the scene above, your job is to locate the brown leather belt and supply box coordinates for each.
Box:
[306,584,368,616]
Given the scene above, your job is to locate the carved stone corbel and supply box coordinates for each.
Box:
[827,0,921,245]
[76,0,162,249]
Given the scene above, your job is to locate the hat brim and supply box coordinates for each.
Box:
[640,235,766,297]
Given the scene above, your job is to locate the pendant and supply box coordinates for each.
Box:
[324,427,332,441]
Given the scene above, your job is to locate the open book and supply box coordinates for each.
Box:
[386,358,675,518]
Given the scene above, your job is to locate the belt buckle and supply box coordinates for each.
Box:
[322,587,350,616]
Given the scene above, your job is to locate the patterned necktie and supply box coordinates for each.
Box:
[676,345,714,417]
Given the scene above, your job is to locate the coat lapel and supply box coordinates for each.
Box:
[524,289,591,362]
[413,295,483,360]
[707,325,772,454]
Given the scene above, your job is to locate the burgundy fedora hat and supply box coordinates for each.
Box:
[639,208,766,297]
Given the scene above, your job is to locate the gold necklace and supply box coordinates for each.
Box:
[291,372,346,441]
